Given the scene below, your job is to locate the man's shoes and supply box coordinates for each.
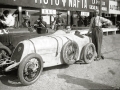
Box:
[94,57,101,61]
[94,55,104,61]
[101,55,104,59]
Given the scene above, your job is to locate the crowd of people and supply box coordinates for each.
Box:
[0,10,67,34]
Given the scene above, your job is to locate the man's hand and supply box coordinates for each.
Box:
[34,24,38,26]
[86,31,91,37]
[37,20,40,22]
[104,21,112,26]
[0,20,5,25]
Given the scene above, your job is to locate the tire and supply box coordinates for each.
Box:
[18,53,43,86]
[0,45,12,59]
[61,40,79,65]
[83,43,95,64]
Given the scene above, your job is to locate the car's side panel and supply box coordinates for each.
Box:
[30,35,68,67]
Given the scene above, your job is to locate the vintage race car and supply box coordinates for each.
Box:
[1,30,96,85]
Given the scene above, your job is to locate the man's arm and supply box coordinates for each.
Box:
[0,14,15,26]
[100,17,112,26]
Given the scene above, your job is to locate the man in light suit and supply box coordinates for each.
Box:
[88,10,112,60]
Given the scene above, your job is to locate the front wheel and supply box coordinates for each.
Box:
[61,40,79,65]
[83,43,95,64]
[18,53,43,85]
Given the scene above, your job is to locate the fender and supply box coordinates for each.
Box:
[5,40,35,72]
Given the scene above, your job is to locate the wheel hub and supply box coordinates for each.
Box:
[24,58,39,80]
[86,46,94,60]
[67,46,76,59]
[86,53,93,60]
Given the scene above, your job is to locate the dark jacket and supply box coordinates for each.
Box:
[34,20,47,34]
[56,17,66,30]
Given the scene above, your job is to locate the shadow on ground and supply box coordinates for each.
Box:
[58,74,115,90]
[0,64,69,87]
[43,64,69,72]
[0,69,24,87]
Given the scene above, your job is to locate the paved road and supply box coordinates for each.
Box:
[0,34,120,90]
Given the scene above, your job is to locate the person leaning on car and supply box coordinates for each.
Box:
[34,16,47,34]
[87,9,112,61]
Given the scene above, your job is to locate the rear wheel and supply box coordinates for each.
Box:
[18,53,43,85]
[83,43,95,64]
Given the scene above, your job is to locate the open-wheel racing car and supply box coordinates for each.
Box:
[0,30,96,85]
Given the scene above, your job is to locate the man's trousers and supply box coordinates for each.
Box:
[92,27,103,58]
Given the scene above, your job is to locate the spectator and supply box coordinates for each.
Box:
[34,16,47,34]
[0,10,15,34]
[78,16,84,27]
[55,12,66,30]
[88,9,112,61]
[22,15,30,28]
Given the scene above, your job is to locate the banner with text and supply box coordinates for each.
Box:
[109,1,120,14]
[0,0,109,12]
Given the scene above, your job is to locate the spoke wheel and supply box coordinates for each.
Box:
[18,53,43,85]
[62,41,79,65]
[83,43,95,64]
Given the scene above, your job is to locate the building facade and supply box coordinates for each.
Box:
[0,0,119,29]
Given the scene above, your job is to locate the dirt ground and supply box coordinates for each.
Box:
[0,34,120,90]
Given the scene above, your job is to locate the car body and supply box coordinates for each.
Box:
[3,30,95,85]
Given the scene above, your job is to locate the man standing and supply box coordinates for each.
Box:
[22,15,30,28]
[55,12,66,30]
[88,10,112,60]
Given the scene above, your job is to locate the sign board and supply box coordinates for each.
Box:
[88,0,108,13]
[81,12,89,16]
[109,1,120,14]
[42,9,56,15]
[0,0,109,12]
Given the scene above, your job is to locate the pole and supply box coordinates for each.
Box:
[99,0,102,16]
[18,6,22,27]
[67,11,70,26]
[115,15,117,25]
